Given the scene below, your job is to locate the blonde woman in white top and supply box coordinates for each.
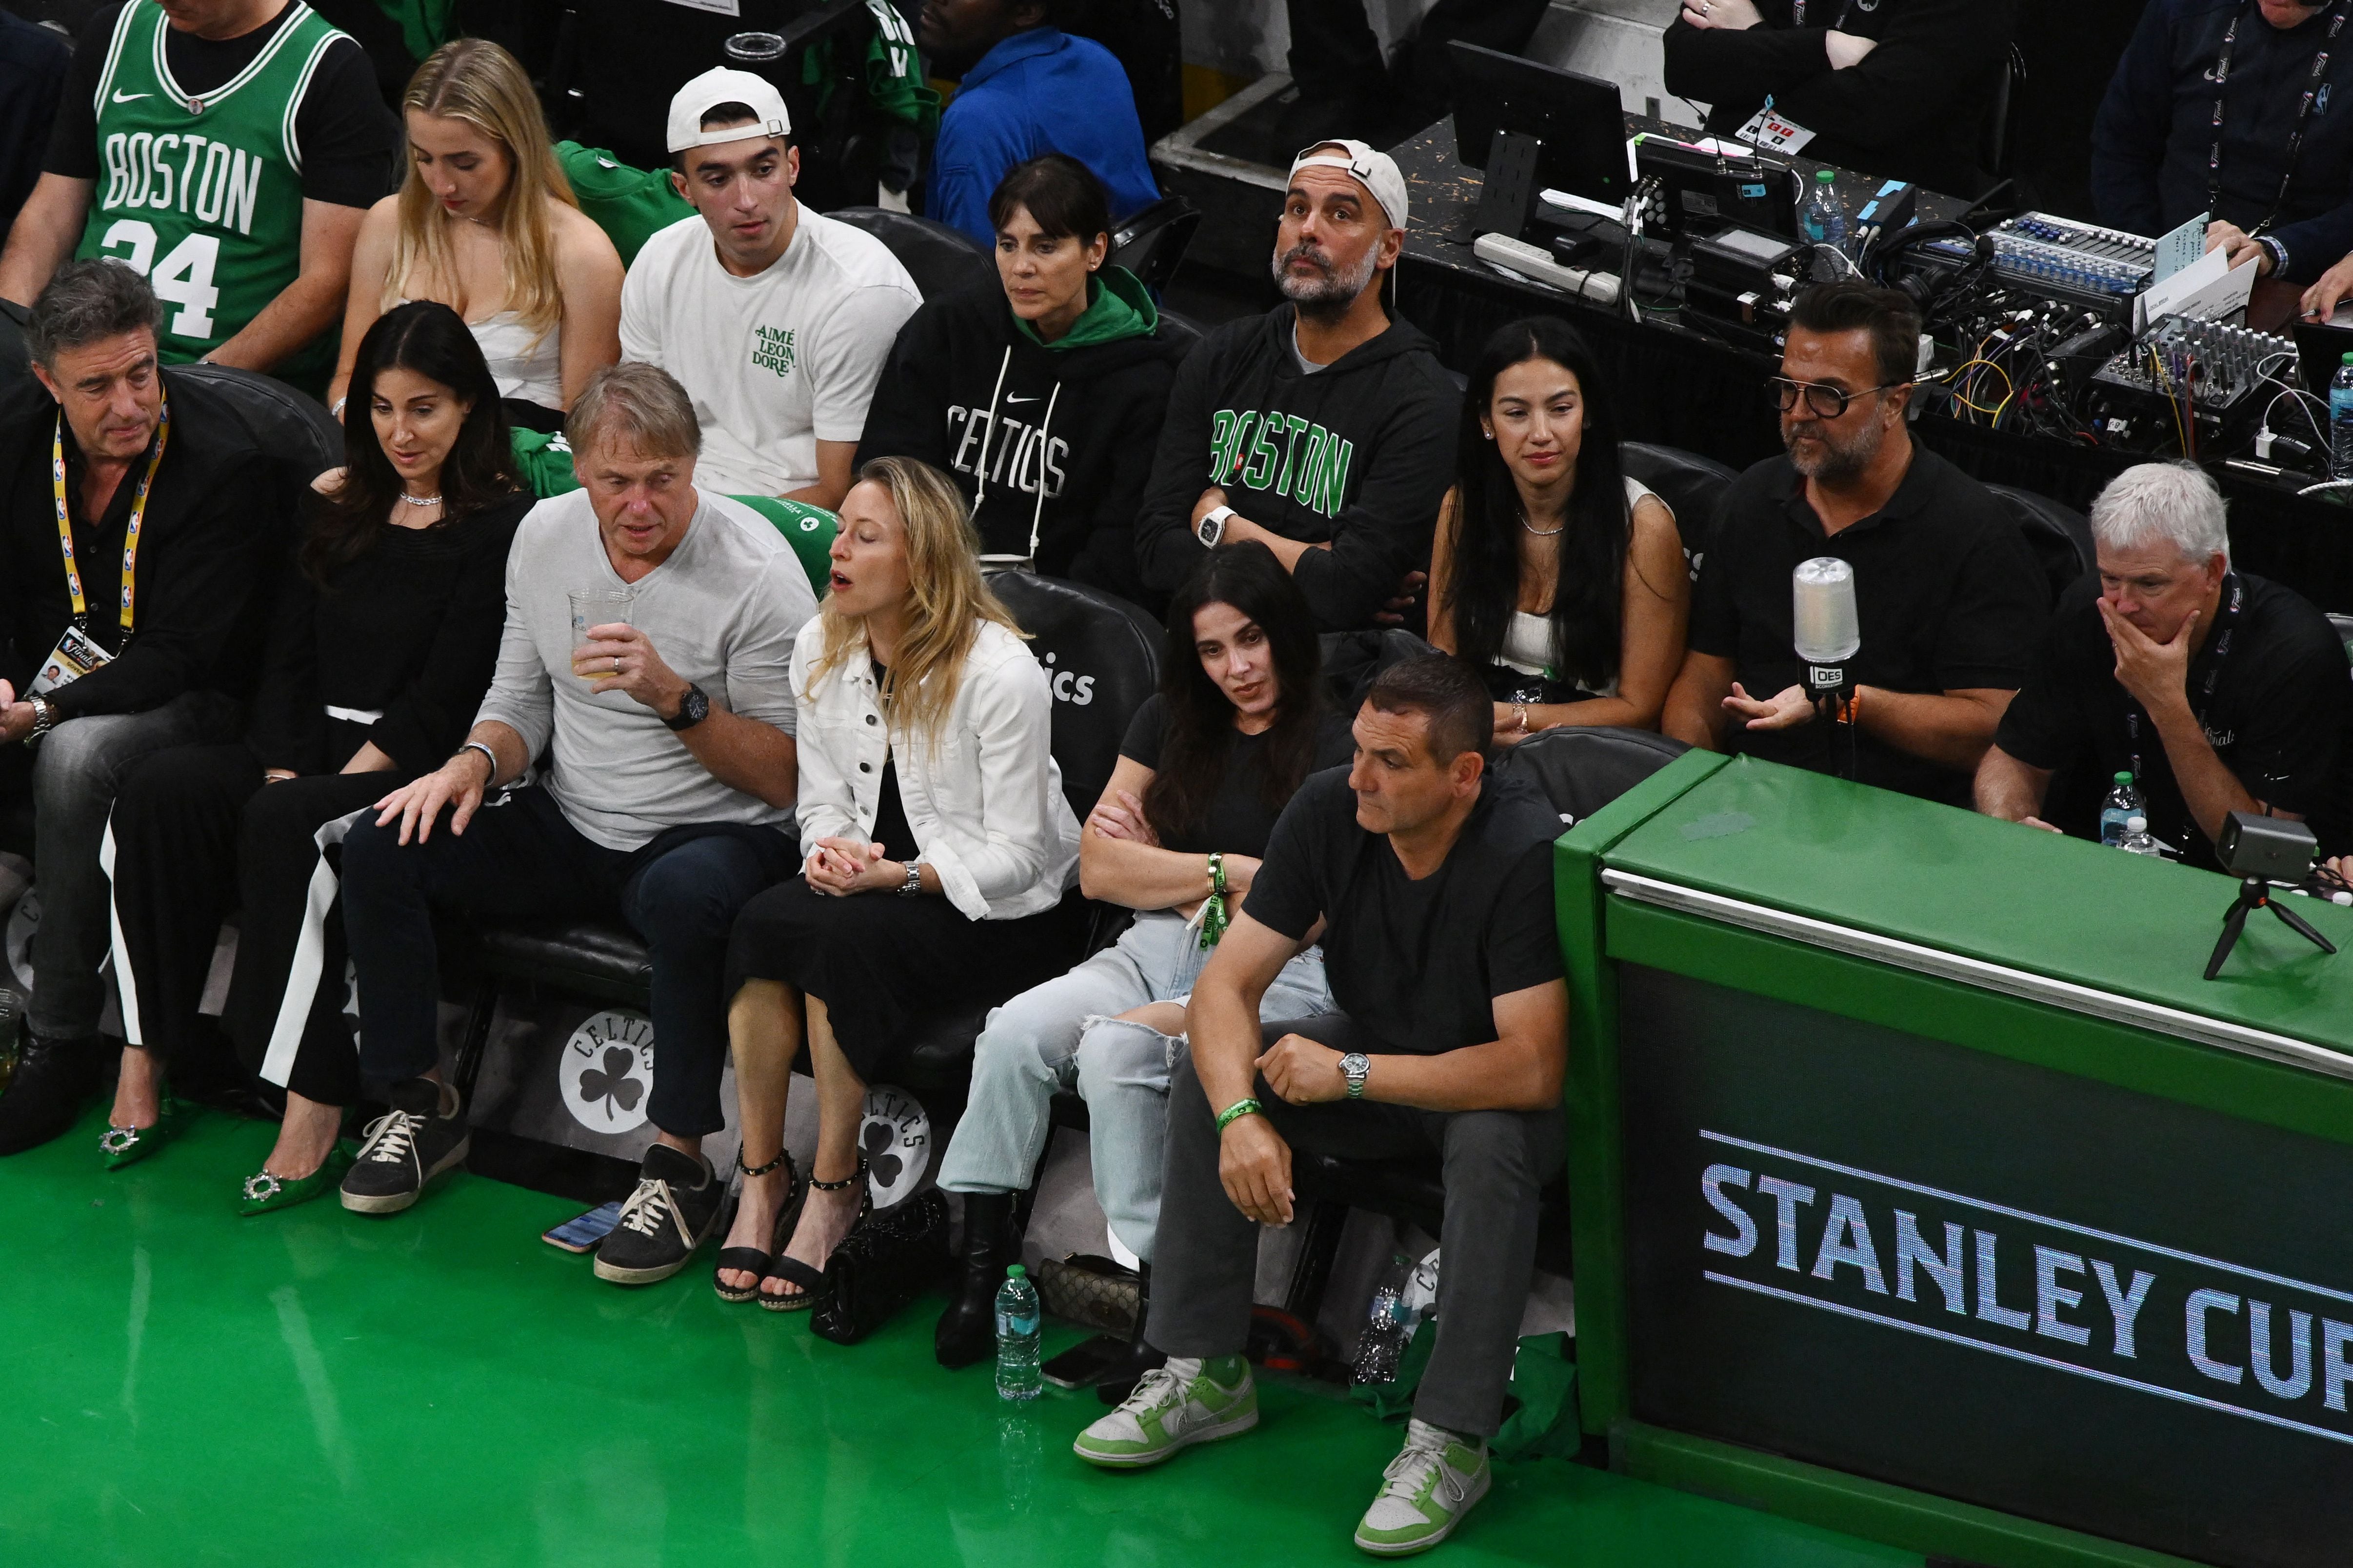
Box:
[1430,316,1689,739]
[716,455,1083,1310]
[330,39,622,425]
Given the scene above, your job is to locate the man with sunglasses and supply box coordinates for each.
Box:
[1663,279,2047,806]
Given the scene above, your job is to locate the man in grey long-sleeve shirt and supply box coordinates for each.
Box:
[336,364,820,1288]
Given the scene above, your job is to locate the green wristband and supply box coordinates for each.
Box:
[1215,1097,1263,1134]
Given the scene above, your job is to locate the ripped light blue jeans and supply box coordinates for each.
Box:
[937,908,1332,1262]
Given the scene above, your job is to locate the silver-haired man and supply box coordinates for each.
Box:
[335,362,818,1284]
[1978,460,2351,871]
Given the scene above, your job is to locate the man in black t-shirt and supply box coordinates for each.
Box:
[1074,656,1567,1557]
[1979,461,2352,869]
[0,0,398,386]
[1665,280,2048,806]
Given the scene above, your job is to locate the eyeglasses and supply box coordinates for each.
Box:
[1766,376,1908,418]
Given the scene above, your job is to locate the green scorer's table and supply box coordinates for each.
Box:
[1555,752,2353,1568]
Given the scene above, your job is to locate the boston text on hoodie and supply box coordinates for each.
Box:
[855,266,1189,598]
[1133,305,1459,632]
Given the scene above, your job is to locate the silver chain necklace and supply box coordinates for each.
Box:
[398,492,443,507]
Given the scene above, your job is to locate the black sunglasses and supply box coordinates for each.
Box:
[1767,376,1909,418]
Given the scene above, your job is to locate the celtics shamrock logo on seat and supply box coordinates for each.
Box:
[559,1009,656,1135]
[578,1047,644,1120]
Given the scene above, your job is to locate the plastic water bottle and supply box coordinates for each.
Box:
[1352,1253,1415,1384]
[2098,771,2142,848]
[2117,815,2166,857]
[2331,353,2353,479]
[995,1263,1041,1400]
[1801,168,1848,254]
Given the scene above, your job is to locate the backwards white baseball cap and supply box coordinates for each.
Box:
[666,66,791,155]
[1288,139,1408,232]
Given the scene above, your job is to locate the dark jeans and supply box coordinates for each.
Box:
[339,786,794,1137]
[1148,1013,1565,1438]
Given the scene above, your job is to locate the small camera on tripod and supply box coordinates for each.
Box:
[2205,812,2337,980]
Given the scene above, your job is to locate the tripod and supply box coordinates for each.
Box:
[2205,876,2340,980]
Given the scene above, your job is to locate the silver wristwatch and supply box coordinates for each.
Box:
[1340,1051,1371,1100]
[27,695,56,738]
[1196,505,1235,547]
[898,860,924,897]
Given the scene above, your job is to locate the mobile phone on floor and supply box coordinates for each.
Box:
[542,1201,623,1253]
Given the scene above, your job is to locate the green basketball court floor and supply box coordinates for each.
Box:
[2,1104,1918,1567]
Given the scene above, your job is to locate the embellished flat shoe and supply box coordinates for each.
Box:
[239,1144,356,1216]
[100,1098,181,1170]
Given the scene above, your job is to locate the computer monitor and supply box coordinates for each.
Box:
[1449,42,1631,209]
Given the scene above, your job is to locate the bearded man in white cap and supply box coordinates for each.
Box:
[1133,139,1457,632]
[620,67,921,511]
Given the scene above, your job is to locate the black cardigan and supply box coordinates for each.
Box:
[248,491,531,776]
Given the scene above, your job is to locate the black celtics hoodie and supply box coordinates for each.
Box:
[856,266,1189,599]
[1134,305,1459,631]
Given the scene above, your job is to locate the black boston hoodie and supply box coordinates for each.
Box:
[856,266,1189,599]
[1134,304,1459,632]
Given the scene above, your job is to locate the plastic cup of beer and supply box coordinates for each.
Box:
[569,588,634,681]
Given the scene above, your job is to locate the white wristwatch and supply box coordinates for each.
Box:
[1196,505,1236,547]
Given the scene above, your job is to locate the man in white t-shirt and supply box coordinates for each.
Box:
[621,67,921,510]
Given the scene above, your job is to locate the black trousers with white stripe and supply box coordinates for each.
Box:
[108,744,414,1107]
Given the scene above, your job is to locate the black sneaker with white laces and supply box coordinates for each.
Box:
[594,1143,726,1285]
[339,1077,470,1214]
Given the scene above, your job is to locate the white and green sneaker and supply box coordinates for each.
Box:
[1072,1355,1258,1469]
[1353,1419,1493,1556]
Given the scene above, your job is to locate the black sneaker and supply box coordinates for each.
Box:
[0,1032,100,1155]
[594,1143,725,1285]
[339,1078,470,1214]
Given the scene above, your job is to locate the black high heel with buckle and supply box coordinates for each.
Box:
[760,1154,870,1313]
[713,1146,801,1303]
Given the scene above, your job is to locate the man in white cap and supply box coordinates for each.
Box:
[620,67,921,511]
[1132,139,1457,632]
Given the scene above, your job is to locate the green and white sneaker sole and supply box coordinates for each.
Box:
[1072,1385,1258,1469]
[1353,1456,1491,1556]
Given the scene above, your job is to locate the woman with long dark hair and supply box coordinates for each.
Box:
[97,301,530,1210]
[1429,316,1688,738]
[930,541,1352,1382]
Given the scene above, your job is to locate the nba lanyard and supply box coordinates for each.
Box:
[2125,573,2240,783]
[49,401,168,635]
[2208,0,2348,237]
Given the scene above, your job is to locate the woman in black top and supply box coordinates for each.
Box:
[931,542,1353,1375]
[100,302,528,1211]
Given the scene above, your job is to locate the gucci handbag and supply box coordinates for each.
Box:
[810,1190,951,1345]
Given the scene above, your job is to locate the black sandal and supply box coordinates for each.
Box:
[713,1146,801,1304]
[759,1155,871,1312]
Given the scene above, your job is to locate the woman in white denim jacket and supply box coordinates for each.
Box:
[716,457,1082,1309]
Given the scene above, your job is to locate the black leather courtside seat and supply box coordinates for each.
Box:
[1985,483,2095,605]
[1620,440,1739,582]
[1279,726,1690,1312]
[826,206,996,303]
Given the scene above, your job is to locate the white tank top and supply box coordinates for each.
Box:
[1495,476,1672,699]
[395,298,564,411]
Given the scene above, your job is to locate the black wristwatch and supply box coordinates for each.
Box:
[665,682,710,732]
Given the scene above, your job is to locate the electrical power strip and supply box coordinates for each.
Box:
[1473,232,1623,305]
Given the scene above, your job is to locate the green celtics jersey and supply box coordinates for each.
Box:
[74,0,346,375]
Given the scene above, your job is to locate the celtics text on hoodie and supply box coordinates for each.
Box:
[1134,306,1460,632]
[855,267,1188,599]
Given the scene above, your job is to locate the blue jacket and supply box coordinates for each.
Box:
[2091,0,2353,282]
[926,28,1160,247]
